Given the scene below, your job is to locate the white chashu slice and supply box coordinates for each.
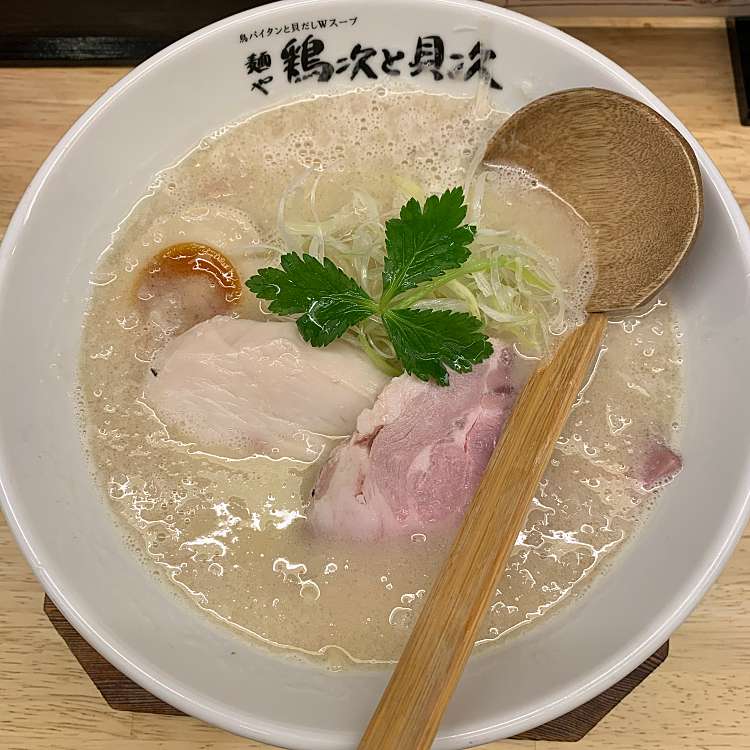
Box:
[145,316,390,461]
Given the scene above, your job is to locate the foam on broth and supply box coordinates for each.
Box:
[78,88,683,665]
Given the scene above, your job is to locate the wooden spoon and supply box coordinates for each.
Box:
[358,88,702,750]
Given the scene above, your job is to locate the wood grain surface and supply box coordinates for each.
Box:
[1,21,750,750]
[502,1,750,17]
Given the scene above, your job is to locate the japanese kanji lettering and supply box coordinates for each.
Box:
[409,35,444,80]
[282,35,334,82]
[245,50,272,75]
[243,33,501,96]
[336,43,378,79]
[461,42,502,89]
[240,17,358,40]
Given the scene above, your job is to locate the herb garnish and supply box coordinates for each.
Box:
[247,187,493,385]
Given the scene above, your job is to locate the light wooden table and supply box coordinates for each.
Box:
[1,21,750,750]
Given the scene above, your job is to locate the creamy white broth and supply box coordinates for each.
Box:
[78,88,683,665]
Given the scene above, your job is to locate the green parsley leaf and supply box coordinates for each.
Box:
[245,189,495,384]
[246,253,377,347]
[380,187,476,306]
[381,308,492,386]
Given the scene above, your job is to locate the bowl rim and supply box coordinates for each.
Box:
[2,0,750,747]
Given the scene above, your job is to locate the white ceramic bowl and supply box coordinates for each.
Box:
[2,1,749,747]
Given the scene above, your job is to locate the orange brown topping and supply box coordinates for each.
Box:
[136,243,242,334]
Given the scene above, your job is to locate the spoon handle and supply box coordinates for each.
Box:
[358,312,608,750]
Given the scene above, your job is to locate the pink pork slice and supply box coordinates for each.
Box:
[641,442,683,490]
[309,344,517,541]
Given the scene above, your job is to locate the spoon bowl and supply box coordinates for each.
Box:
[484,88,703,312]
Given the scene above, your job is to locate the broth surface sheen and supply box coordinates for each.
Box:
[79,88,683,666]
